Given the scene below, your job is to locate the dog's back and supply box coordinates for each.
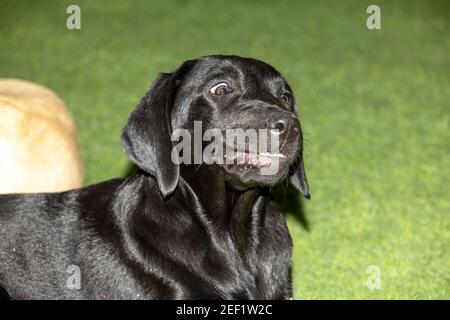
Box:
[0,179,124,299]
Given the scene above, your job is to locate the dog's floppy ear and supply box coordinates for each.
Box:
[289,107,310,199]
[289,154,310,199]
[121,61,194,198]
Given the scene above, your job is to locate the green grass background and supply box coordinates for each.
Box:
[0,0,448,299]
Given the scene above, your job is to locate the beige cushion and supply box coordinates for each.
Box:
[0,79,83,193]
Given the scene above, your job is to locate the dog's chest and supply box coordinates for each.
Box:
[126,203,292,299]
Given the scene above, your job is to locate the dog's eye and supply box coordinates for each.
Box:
[281,93,292,106]
[209,82,232,95]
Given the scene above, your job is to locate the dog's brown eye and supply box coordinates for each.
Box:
[281,93,292,106]
[209,82,232,95]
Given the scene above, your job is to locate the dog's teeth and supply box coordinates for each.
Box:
[259,152,286,158]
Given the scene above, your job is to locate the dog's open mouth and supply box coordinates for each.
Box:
[224,150,286,168]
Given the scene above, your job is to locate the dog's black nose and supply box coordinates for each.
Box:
[270,119,287,135]
[268,118,289,137]
[266,115,300,147]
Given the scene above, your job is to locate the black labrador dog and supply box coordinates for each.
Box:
[0,55,309,299]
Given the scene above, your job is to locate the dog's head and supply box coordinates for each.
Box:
[122,55,309,199]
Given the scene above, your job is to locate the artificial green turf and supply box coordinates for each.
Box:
[0,0,448,299]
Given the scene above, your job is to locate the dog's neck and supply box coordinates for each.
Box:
[120,168,268,271]
[178,165,265,262]
[179,165,260,231]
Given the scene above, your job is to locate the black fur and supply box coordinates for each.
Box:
[0,55,309,299]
